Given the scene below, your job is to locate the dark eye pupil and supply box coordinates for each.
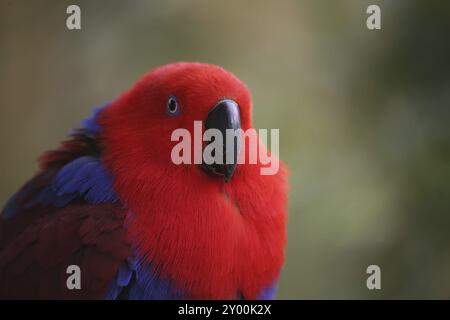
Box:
[166,96,181,116]
[168,98,177,113]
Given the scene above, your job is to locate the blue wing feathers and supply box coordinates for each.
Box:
[105,254,186,300]
[116,262,133,287]
[78,104,107,136]
[3,156,118,221]
[51,156,118,204]
[257,282,278,300]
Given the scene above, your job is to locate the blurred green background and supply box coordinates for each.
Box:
[1,0,450,299]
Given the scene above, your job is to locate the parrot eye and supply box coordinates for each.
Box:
[166,96,180,116]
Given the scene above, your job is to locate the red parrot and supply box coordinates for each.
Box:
[0,62,288,299]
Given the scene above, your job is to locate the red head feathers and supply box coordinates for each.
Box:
[99,62,288,299]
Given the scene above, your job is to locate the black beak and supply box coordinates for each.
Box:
[203,99,241,182]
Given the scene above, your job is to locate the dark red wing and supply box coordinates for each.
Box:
[0,121,132,299]
[0,202,131,299]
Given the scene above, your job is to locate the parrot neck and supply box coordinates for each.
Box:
[110,160,287,299]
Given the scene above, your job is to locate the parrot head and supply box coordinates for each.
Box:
[98,62,287,299]
[100,62,253,182]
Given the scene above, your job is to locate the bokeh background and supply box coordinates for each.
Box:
[1,0,450,299]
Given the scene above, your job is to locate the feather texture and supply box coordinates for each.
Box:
[0,63,288,299]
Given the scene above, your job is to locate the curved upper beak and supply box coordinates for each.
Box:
[203,99,241,182]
